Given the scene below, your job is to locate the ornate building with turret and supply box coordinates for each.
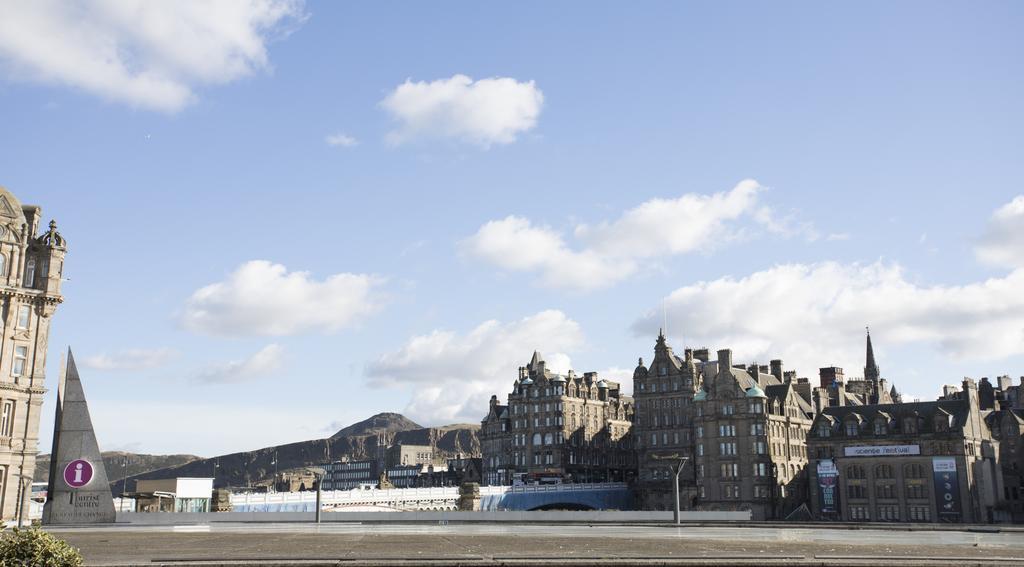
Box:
[0,186,67,522]
[632,331,701,511]
[480,352,635,486]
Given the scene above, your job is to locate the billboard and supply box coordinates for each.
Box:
[932,457,961,522]
[843,444,920,457]
[816,459,839,516]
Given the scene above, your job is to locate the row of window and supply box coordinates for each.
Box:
[513,432,566,446]
[0,256,46,288]
[637,377,693,392]
[846,463,925,480]
[847,505,931,521]
[819,415,955,438]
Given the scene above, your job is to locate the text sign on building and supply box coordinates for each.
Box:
[816,459,839,515]
[843,444,920,457]
[63,459,94,488]
[932,456,961,522]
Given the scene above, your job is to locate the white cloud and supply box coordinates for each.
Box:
[81,348,177,371]
[0,0,306,112]
[633,262,1024,381]
[366,310,583,424]
[380,74,543,147]
[976,195,1024,269]
[181,260,385,337]
[462,179,817,291]
[325,132,358,147]
[196,343,283,384]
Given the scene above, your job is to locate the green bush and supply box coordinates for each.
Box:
[0,527,83,567]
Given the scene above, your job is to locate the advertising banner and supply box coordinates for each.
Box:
[843,444,920,457]
[816,459,839,515]
[932,457,961,522]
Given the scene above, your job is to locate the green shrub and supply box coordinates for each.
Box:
[0,527,83,567]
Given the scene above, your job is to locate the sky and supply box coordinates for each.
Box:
[0,1,1022,457]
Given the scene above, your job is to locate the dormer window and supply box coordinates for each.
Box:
[817,424,831,438]
[845,421,859,436]
[873,419,887,435]
[659,365,667,376]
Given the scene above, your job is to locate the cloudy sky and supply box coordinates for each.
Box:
[1,1,1022,456]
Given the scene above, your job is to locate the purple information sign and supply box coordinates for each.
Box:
[63,459,94,488]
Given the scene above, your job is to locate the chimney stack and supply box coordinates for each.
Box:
[717,349,733,374]
[770,359,783,381]
[819,366,844,389]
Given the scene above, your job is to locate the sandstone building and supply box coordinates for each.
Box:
[632,332,700,511]
[693,348,815,520]
[0,186,66,522]
[807,378,1004,523]
[481,352,635,485]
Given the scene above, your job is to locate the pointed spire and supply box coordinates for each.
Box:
[655,329,668,352]
[865,326,880,384]
[529,350,543,368]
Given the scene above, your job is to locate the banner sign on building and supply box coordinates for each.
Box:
[932,456,961,522]
[816,459,839,515]
[843,444,920,457]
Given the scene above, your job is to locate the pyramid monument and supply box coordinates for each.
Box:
[42,350,115,524]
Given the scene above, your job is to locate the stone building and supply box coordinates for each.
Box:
[480,397,511,486]
[0,186,66,523]
[385,443,438,468]
[807,378,1006,523]
[693,348,815,520]
[632,331,700,511]
[481,352,635,485]
[816,331,900,409]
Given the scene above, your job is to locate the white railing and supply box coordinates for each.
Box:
[231,482,628,509]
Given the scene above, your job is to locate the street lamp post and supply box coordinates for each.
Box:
[121,455,130,511]
[652,453,690,525]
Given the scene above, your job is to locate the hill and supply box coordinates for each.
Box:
[114,413,480,491]
[34,451,201,485]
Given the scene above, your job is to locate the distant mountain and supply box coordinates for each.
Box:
[331,412,421,439]
[34,451,201,485]
[114,413,480,492]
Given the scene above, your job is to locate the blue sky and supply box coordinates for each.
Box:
[1,1,1022,456]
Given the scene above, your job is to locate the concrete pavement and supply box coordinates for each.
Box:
[46,522,1024,566]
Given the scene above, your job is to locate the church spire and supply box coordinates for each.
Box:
[864,326,880,384]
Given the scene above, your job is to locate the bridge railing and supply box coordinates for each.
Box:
[230,482,629,508]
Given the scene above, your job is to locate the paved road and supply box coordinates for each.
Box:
[47,523,1024,566]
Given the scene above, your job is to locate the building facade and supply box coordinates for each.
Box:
[693,348,815,520]
[807,379,1005,523]
[0,186,66,522]
[481,352,635,485]
[632,332,700,511]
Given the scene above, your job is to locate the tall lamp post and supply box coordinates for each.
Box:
[652,453,690,525]
[120,456,131,512]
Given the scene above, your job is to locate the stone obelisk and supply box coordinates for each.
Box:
[42,349,115,524]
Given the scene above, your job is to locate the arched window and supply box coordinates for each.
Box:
[24,258,35,287]
[532,433,541,445]
[544,433,553,445]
